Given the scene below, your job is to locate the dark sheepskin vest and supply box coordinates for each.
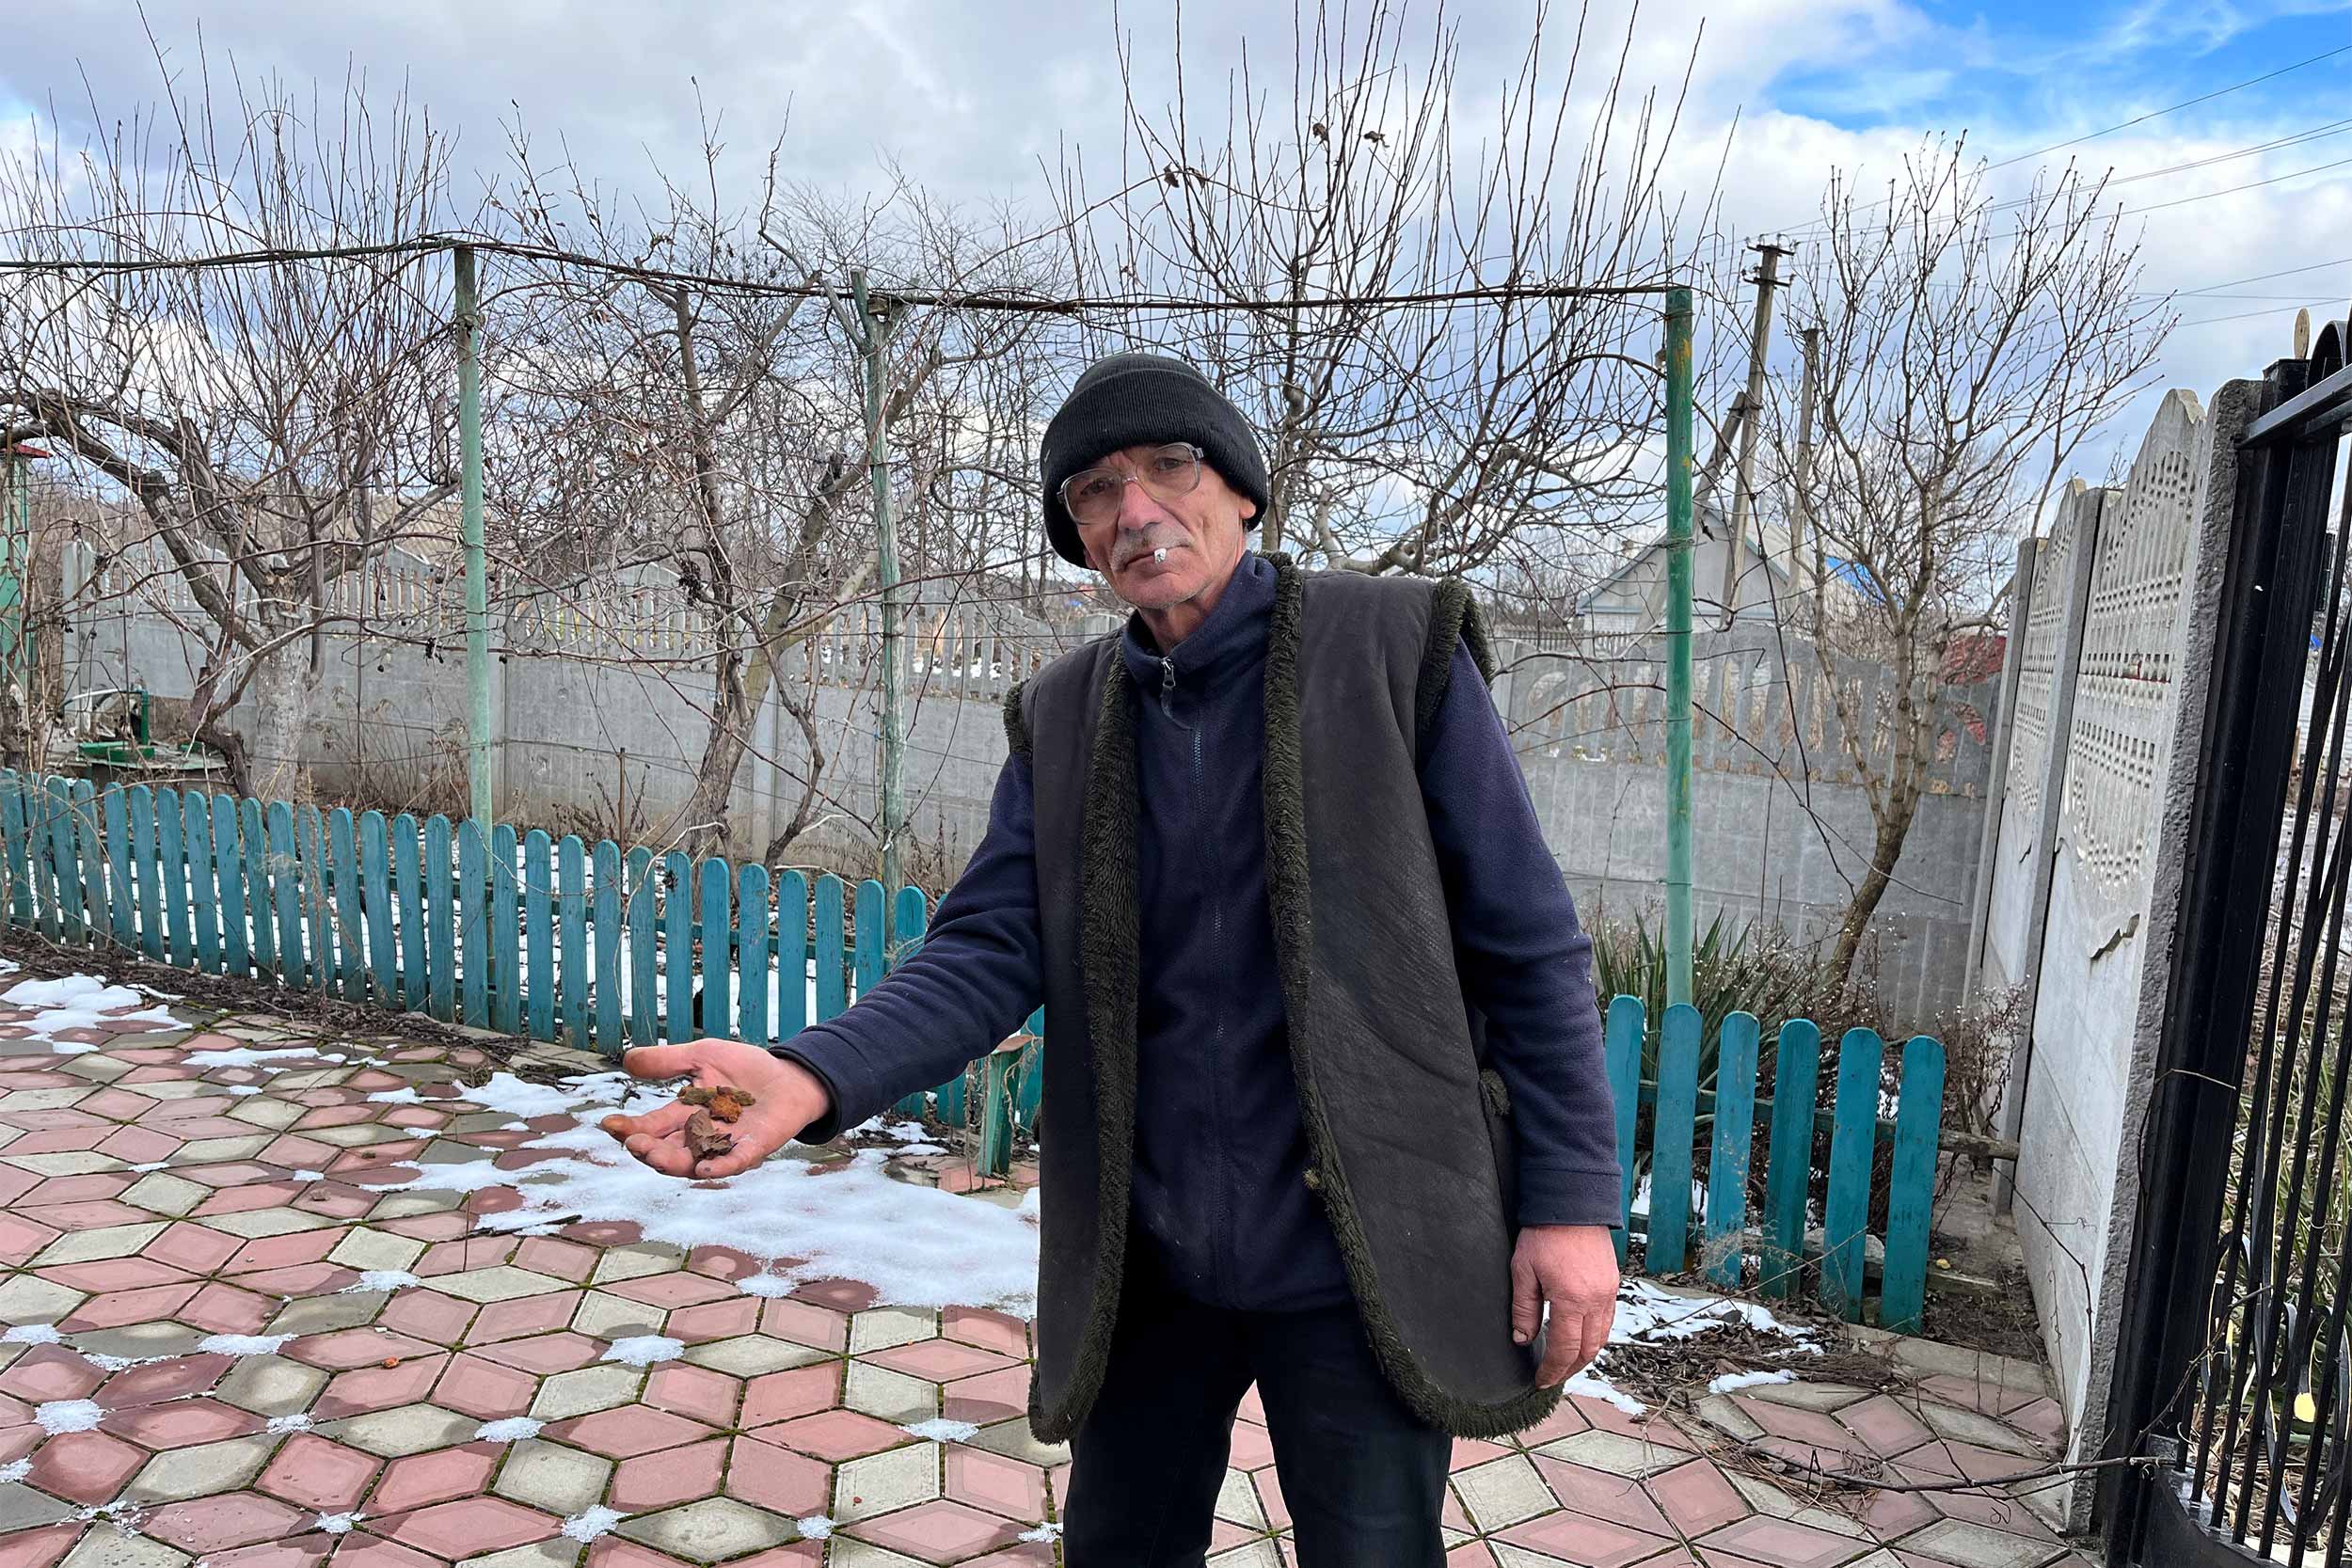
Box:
[1005,551,1560,1441]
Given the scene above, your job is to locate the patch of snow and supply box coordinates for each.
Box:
[1015,1186,1042,1222]
[314,1513,358,1535]
[386,1072,1041,1317]
[125,1162,170,1173]
[1019,1523,1063,1543]
[1610,1279,1818,1349]
[2,1323,61,1344]
[561,1506,625,1542]
[266,1413,314,1433]
[36,1399,103,1433]
[900,1418,979,1443]
[198,1334,294,1356]
[601,1336,684,1368]
[79,1353,166,1372]
[184,1045,322,1068]
[2,975,178,1041]
[1709,1369,1797,1395]
[225,1085,264,1097]
[343,1271,420,1293]
[291,1170,326,1182]
[796,1517,834,1540]
[1564,1370,1645,1414]
[474,1417,543,1442]
[0,1457,29,1484]
[737,1274,800,1298]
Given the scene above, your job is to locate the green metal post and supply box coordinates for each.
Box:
[850,269,904,916]
[0,451,25,704]
[453,245,494,833]
[1663,287,1695,1008]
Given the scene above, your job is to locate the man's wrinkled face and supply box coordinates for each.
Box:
[1069,443,1257,612]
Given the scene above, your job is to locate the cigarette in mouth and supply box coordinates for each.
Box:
[1153,547,1168,563]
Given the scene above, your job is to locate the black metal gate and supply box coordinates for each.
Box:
[2108,341,2352,1568]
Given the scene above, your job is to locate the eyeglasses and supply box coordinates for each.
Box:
[1058,443,1205,527]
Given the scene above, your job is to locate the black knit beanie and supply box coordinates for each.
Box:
[1040,352,1271,567]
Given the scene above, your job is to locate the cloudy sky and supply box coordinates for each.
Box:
[3,0,2349,499]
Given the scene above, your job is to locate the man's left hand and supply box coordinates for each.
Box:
[1510,1224,1620,1386]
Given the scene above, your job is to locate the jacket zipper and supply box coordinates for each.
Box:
[1161,652,1232,1304]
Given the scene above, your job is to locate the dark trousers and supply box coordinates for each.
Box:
[1061,1278,1452,1566]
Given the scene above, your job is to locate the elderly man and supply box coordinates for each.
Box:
[607,352,1621,1565]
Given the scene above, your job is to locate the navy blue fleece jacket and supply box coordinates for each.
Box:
[774,555,1619,1312]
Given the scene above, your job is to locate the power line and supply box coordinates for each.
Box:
[2118,150,2352,216]
[1987,41,2352,170]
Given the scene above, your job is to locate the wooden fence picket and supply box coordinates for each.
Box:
[76,782,109,951]
[392,814,422,1007]
[661,851,691,1044]
[360,811,391,1002]
[1604,994,1644,1267]
[1762,1019,1820,1300]
[459,821,488,1027]
[266,800,301,984]
[333,809,364,1001]
[774,871,808,1038]
[103,785,133,949]
[1705,1010,1760,1288]
[737,864,771,1049]
[424,816,454,1021]
[626,847,656,1048]
[1881,1035,1947,1333]
[47,778,79,945]
[815,876,847,1022]
[562,836,591,1046]
[526,831,555,1041]
[493,824,522,1037]
[594,840,623,1054]
[215,794,247,977]
[1821,1027,1885,1321]
[2,775,31,929]
[698,857,731,1041]
[1647,1004,1703,1275]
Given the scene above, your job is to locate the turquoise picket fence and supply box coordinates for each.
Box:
[0,770,1045,1163]
[1602,996,1947,1333]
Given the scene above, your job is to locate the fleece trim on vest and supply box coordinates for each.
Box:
[1009,554,1563,1442]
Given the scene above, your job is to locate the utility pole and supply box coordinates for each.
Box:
[1719,241,1790,626]
[1663,287,1695,1008]
[847,270,905,915]
[453,245,494,833]
[1791,325,1821,622]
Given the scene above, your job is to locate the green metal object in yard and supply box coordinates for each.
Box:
[48,689,226,780]
[1663,287,1695,1009]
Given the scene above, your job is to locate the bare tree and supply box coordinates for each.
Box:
[1050,0,1711,597]
[1771,140,2171,986]
[489,124,1061,860]
[0,58,472,800]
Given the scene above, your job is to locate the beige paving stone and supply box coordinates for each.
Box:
[229,1098,307,1129]
[848,1307,937,1354]
[830,1544,931,1568]
[72,1322,209,1360]
[531,1364,643,1420]
[588,1241,687,1278]
[0,1480,76,1527]
[573,1290,664,1340]
[433,1266,572,1304]
[832,1442,938,1522]
[304,1122,413,1148]
[0,1275,85,1323]
[58,1054,134,1082]
[682,1335,828,1376]
[266,1291,390,1336]
[615,1497,796,1561]
[203,1206,340,1240]
[1534,1428,1684,1477]
[1696,1393,1768,1440]
[124,1433,277,1502]
[1214,1466,1264,1528]
[459,1545,581,1568]
[3,1150,123,1176]
[1724,1471,1871,1538]
[59,1528,191,1568]
[1746,1378,1872,1412]
[320,1402,479,1457]
[32,1221,169,1267]
[175,1134,278,1163]
[216,1353,330,1417]
[369,1191,464,1219]
[1206,1544,1281,1568]
[327,1227,428,1273]
[1454,1453,1557,1531]
[0,1086,92,1112]
[118,1079,215,1101]
[964,1418,1071,1467]
[119,1172,211,1216]
[1899,1519,2068,1568]
[492,1438,612,1514]
[843,1360,937,1423]
[268,1069,355,1092]
[1916,1401,2041,1457]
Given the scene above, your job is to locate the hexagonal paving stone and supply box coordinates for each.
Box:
[722,1433,833,1519]
[256,1432,381,1512]
[611,1435,728,1512]
[834,1442,943,1523]
[123,1433,278,1503]
[760,1409,913,1464]
[378,1495,562,1560]
[547,1403,713,1460]
[847,1498,1026,1562]
[371,1442,502,1513]
[319,1403,480,1459]
[489,1438,612,1515]
[614,1497,800,1562]
[528,1365,642,1421]
[141,1490,311,1554]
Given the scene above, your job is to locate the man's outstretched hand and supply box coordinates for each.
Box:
[1511,1223,1620,1387]
[602,1040,833,1180]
